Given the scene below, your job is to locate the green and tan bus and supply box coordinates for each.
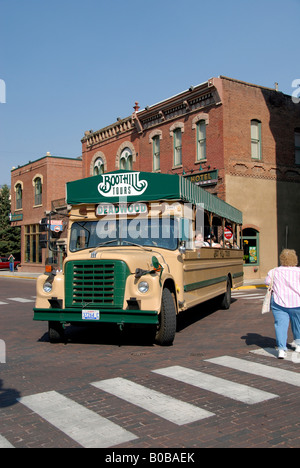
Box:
[34,170,243,345]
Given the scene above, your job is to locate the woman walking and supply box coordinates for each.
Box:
[266,249,300,359]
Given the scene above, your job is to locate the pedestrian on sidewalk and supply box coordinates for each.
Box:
[266,249,300,359]
[8,254,15,272]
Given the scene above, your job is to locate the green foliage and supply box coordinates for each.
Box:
[0,185,21,258]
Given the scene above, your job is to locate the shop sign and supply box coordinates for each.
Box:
[10,213,23,221]
[186,169,218,186]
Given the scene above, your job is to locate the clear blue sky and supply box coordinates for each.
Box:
[0,0,299,186]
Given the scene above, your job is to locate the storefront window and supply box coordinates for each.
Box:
[24,224,43,263]
[243,228,259,265]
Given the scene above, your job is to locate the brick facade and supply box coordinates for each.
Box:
[10,155,82,272]
[81,76,300,278]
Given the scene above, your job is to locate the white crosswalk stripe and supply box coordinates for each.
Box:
[206,355,300,386]
[153,365,278,404]
[91,377,214,425]
[0,434,14,448]
[6,297,35,303]
[18,390,137,448]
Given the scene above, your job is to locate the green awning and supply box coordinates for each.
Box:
[66,170,242,224]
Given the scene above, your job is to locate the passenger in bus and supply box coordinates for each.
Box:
[195,233,209,248]
[208,235,221,247]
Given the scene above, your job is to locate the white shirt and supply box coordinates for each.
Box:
[265,266,300,308]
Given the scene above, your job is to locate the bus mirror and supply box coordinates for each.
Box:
[152,256,160,270]
[179,241,186,255]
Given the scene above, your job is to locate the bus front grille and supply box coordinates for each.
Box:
[65,260,129,308]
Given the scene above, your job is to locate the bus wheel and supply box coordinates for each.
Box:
[48,321,64,343]
[220,277,231,309]
[155,288,177,346]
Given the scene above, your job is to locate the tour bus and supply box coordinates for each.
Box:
[34,170,243,345]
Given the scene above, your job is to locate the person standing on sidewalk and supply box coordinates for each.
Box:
[8,254,15,272]
[266,249,300,359]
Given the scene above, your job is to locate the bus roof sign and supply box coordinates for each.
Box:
[66,170,242,224]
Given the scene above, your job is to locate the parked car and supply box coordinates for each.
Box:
[0,257,20,270]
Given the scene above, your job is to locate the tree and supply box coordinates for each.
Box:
[0,185,21,258]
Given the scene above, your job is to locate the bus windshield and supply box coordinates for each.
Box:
[69,218,178,252]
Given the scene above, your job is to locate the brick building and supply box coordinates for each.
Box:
[81,76,300,279]
[10,154,82,272]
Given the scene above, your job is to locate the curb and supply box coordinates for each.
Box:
[0,273,38,280]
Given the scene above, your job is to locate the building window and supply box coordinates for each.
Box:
[93,157,104,175]
[196,120,206,161]
[243,228,259,265]
[173,128,182,166]
[120,147,133,170]
[251,120,262,160]
[34,177,42,206]
[24,224,43,263]
[295,129,300,165]
[152,135,160,171]
[15,183,22,210]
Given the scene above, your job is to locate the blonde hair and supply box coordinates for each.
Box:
[279,249,298,267]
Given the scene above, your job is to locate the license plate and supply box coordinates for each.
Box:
[82,310,100,320]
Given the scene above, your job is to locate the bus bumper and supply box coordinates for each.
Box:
[33,308,159,325]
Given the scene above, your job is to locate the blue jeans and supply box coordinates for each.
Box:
[9,262,14,272]
[271,297,300,350]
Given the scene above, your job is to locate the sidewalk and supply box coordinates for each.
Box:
[0,270,41,279]
[0,269,267,288]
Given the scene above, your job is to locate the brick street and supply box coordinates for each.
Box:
[0,276,299,448]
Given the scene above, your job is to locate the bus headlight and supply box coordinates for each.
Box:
[138,281,149,293]
[43,281,53,293]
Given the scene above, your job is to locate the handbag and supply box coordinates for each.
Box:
[261,270,275,314]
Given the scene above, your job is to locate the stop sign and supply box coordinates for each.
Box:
[224,227,233,240]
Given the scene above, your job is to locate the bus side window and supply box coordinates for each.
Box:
[180,218,193,249]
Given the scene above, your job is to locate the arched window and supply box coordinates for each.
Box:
[242,227,259,265]
[120,147,133,170]
[152,135,160,171]
[34,177,42,206]
[93,157,104,175]
[196,120,206,161]
[173,128,182,166]
[15,183,22,210]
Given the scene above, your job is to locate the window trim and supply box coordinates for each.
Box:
[33,176,43,207]
[251,119,262,160]
[196,119,207,161]
[152,135,160,172]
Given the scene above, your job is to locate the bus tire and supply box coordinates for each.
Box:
[48,321,64,343]
[220,276,231,309]
[155,288,177,346]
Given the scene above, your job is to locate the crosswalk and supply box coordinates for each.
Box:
[0,296,35,305]
[1,354,299,448]
[231,289,266,301]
